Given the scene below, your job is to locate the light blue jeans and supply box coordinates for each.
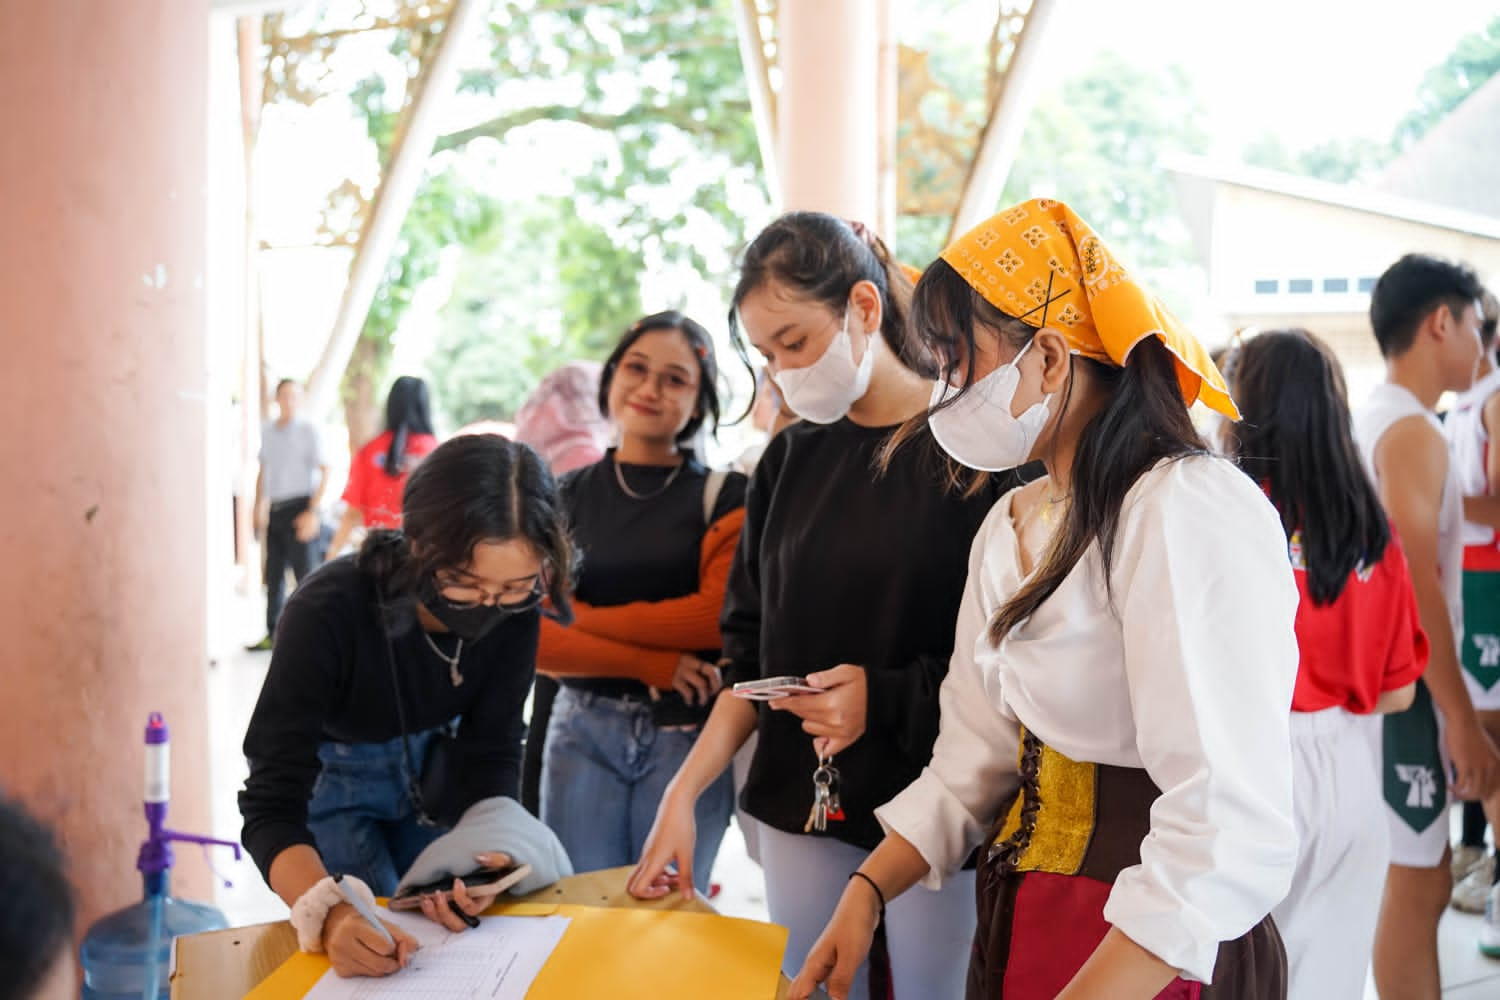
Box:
[541,687,733,893]
[306,730,446,897]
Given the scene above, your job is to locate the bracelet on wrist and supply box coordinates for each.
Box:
[848,870,886,918]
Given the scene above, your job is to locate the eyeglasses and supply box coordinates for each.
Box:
[614,358,699,395]
[433,575,546,612]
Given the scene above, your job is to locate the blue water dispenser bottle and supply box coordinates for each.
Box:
[80,713,243,999]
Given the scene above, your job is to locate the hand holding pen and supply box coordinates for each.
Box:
[325,875,419,979]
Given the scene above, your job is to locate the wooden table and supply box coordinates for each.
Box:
[170,866,792,999]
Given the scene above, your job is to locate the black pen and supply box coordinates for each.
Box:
[447,896,480,929]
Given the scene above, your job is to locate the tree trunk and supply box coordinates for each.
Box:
[341,336,382,457]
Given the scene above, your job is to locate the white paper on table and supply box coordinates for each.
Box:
[302,908,571,1000]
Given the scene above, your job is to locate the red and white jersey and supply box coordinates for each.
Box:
[1285,527,1428,713]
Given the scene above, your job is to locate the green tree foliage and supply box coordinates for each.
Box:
[896,51,1210,278]
[1242,133,1395,184]
[261,0,762,433]
[1243,16,1499,183]
[1005,55,1208,271]
[426,199,644,427]
[1396,15,1500,149]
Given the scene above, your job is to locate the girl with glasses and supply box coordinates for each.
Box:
[534,311,747,891]
[239,433,575,978]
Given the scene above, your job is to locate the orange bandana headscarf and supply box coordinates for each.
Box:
[940,198,1238,419]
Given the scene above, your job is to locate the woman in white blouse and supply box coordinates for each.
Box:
[787,199,1301,1000]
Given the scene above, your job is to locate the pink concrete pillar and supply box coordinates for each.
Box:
[0,0,213,933]
[777,0,886,225]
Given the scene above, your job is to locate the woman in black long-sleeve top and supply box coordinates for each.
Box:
[239,434,574,977]
[629,212,1025,997]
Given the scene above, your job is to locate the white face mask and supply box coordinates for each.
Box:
[771,311,876,424]
[928,338,1052,471]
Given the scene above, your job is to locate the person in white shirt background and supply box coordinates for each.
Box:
[788,198,1301,1000]
[1354,255,1500,996]
[1434,286,1500,941]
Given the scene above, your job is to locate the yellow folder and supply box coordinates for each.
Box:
[243,901,787,1000]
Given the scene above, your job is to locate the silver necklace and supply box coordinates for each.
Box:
[421,629,465,687]
[613,456,684,500]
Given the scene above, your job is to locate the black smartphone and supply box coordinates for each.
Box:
[387,863,532,911]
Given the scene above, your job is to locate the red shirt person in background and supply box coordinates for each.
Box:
[326,376,440,558]
[1222,328,1427,999]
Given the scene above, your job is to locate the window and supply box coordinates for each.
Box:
[1254,279,1279,294]
[1357,276,1377,293]
[1288,279,1314,294]
[1323,278,1350,293]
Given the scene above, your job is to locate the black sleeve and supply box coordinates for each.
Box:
[719,441,781,687]
[455,616,539,807]
[864,653,948,763]
[238,588,350,880]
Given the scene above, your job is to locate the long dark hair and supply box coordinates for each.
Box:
[357,434,576,622]
[383,375,436,479]
[726,212,931,399]
[1222,329,1389,605]
[598,311,721,445]
[907,258,1207,641]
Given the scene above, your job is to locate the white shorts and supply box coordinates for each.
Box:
[1366,683,1451,868]
[1274,709,1389,999]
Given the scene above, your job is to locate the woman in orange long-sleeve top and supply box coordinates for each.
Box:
[536,311,746,890]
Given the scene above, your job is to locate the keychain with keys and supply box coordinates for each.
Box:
[803,754,845,832]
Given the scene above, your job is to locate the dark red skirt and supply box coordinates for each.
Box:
[966,732,1286,999]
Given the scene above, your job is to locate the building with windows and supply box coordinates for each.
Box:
[1168,153,1500,405]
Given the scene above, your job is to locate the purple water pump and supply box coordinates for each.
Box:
[81,713,245,1000]
[137,712,243,890]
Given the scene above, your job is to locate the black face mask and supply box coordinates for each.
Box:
[417,578,540,643]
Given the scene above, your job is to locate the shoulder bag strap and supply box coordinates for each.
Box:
[701,467,728,525]
[376,601,436,823]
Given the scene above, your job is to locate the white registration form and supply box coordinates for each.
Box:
[302,909,570,1000]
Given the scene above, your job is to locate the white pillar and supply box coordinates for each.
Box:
[777,0,883,225]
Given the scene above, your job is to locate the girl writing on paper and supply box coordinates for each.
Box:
[788,199,1302,1000]
[1218,328,1426,996]
[239,434,575,977]
[535,312,747,890]
[630,213,1023,998]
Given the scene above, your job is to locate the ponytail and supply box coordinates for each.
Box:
[726,212,934,414]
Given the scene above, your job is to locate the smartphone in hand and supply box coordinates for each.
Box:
[387,863,532,911]
[730,676,822,700]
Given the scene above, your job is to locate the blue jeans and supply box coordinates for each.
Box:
[306,730,446,896]
[541,687,733,893]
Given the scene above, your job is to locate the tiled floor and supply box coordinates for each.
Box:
[204,581,1500,995]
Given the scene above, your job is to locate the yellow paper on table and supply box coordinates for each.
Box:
[244,902,787,1000]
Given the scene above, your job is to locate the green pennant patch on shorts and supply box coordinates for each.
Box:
[1461,568,1500,692]
[1383,681,1447,834]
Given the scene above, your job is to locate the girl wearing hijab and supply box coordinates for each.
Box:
[630,213,1020,998]
[789,199,1301,1000]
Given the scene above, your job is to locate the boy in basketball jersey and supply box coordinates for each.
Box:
[1354,255,1499,995]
